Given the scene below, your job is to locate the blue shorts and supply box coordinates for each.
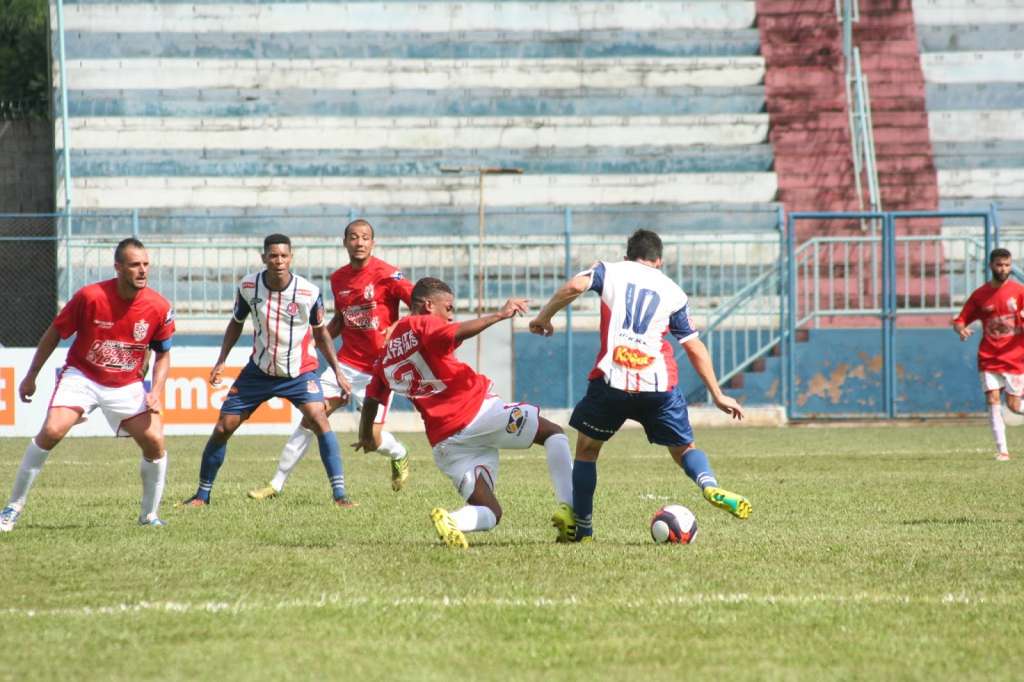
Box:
[220,361,325,415]
[569,378,694,447]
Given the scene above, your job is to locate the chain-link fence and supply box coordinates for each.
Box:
[0,214,59,345]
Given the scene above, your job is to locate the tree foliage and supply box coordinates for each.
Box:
[0,0,49,118]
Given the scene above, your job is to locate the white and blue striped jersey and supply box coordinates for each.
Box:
[581,260,698,392]
[232,271,325,378]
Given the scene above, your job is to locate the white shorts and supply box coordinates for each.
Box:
[432,395,540,500]
[50,366,148,436]
[320,362,391,424]
[981,371,1024,397]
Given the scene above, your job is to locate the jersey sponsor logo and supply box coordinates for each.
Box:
[383,329,420,364]
[162,367,291,424]
[297,288,313,296]
[343,303,378,330]
[612,345,655,370]
[0,367,14,426]
[242,282,256,289]
[86,340,145,372]
[133,320,150,341]
[505,406,526,434]
[339,289,352,296]
[93,319,114,329]
[285,301,300,317]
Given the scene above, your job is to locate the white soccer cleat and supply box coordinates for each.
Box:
[138,515,167,527]
[0,505,21,532]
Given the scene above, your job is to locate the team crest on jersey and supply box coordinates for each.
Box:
[133,320,150,341]
[1010,298,1019,312]
[505,406,526,434]
[285,301,300,317]
[612,345,655,370]
[364,284,375,300]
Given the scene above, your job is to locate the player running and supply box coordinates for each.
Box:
[248,219,413,500]
[952,247,1024,461]
[353,277,574,548]
[180,234,356,508]
[529,229,751,543]
[1,238,175,531]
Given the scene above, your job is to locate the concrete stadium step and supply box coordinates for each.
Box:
[929,111,1024,142]
[67,85,767,118]
[938,169,1024,200]
[933,141,1024,170]
[65,28,764,60]
[926,83,1024,111]
[913,0,1024,27]
[70,145,776,178]
[918,24,1024,53]
[921,51,1024,84]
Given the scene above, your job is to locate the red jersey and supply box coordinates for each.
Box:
[53,279,175,387]
[366,314,490,446]
[954,279,1024,373]
[330,257,413,372]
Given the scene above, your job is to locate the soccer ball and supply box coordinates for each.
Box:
[650,504,698,544]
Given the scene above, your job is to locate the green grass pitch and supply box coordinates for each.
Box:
[1,424,1023,680]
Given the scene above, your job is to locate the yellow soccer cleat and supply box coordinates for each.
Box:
[391,456,410,492]
[551,503,577,543]
[703,486,752,520]
[247,484,278,500]
[430,507,468,549]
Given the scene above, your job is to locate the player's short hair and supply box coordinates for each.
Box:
[344,219,375,240]
[411,277,453,312]
[990,247,1012,263]
[626,229,663,262]
[114,237,145,263]
[263,233,292,253]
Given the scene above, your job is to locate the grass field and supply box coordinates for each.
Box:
[1,424,1023,681]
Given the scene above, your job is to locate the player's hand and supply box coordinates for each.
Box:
[18,375,36,403]
[209,362,225,386]
[956,325,972,341]
[497,298,529,320]
[351,436,378,453]
[528,317,554,337]
[335,371,352,406]
[713,394,745,420]
[145,391,163,415]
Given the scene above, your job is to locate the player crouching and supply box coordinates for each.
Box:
[353,277,574,548]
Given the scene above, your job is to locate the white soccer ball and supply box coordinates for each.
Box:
[650,504,698,545]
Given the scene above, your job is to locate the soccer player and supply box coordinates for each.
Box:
[0,238,174,531]
[529,229,751,543]
[248,219,413,500]
[180,234,356,507]
[952,247,1024,461]
[353,277,574,548]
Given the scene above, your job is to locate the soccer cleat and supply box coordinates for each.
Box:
[579,535,595,544]
[247,484,278,500]
[390,456,410,492]
[703,486,752,520]
[0,505,21,532]
[430,507,469,549]
[996,452,1011,461]
[175,495,209,508]
[551,503,577,543]
[138,516,167,527]
[334,496,359,509]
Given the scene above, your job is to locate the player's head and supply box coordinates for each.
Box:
[262,233,293,274]
[990,247,1013,282]
[626,229,663,267]
[411,277,455,322]
[114,237,149,291]
[343,219,375,265]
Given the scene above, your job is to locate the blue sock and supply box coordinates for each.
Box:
[572,459,597,539]
[680,448,719,491]
[196,438,227,501]
[317,431,346,499]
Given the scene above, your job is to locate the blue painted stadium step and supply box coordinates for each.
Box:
[918,24,1024,52]
[926,83,1024,112]
[66,29,762,60]
[70,145,775,178]
[73,202,785,237]
[933,142,1024,170]
[67,86,766,118]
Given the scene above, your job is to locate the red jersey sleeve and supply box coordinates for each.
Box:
[153,304,176,342]
[391,275,414,307]
[365,364,392,404]
[422,317,459,357]
[52,291,85,339]
[953,292,979,326]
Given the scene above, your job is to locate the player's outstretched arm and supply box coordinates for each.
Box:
[681,336,745,420]
[18,323,61,402]
[210,319,244,385]
[313,324,352,404]
[529,273,591,337]
[147,350,170,414]
[454,298,529,342]
[352,397,382,452]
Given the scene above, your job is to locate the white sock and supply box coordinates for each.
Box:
[139,453,168,522]
[990,404,1008,454]
[8,439,50,510]
[377,430,407,461]
[544,433,574,505]
[450,505,497,532]
[271,426,314,491]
